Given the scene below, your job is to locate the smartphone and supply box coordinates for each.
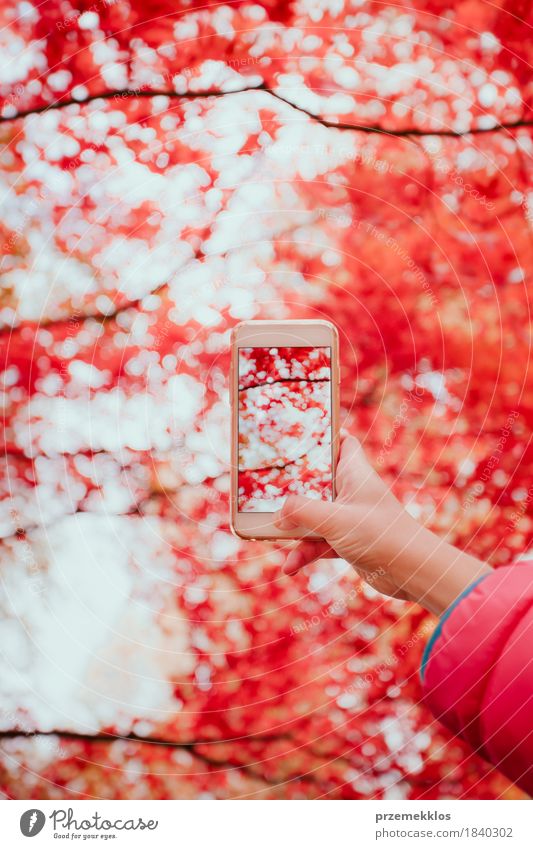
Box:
[230,320,340,540]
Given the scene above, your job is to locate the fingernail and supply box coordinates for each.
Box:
[283,551,301,575]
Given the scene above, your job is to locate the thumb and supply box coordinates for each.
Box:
[338,433,374,476]
[274,494,335,535]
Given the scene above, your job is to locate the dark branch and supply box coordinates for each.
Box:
[0,728,290,749]
[0,85,263,124]
[0,728,315,788]
[3,85,532,138]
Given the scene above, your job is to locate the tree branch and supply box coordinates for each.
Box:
[0,728,321,789]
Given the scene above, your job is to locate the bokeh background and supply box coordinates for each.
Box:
[0,0,532,799]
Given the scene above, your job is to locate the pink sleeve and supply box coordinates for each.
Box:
[422,563,533,794]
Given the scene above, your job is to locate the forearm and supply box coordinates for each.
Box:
[388,515,492,616]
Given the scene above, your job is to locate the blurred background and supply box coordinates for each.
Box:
[0,0,532,799]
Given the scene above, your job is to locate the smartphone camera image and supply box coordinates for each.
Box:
[230,321,339,540]
[238,346,333,512]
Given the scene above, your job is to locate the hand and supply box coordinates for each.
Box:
[274,433,491,616]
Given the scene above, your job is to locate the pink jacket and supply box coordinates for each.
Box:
[421,564,533,795]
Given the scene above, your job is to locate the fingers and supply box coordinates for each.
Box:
[283,540,335,575]
[274,494,335,534]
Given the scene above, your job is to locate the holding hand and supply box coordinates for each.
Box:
[274,433,490,616]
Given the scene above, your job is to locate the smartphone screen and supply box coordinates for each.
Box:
[237,346,333,512]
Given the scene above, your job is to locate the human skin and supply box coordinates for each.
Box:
[274,433,491,617]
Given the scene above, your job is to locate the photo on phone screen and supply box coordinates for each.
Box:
[238,346,333,512]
